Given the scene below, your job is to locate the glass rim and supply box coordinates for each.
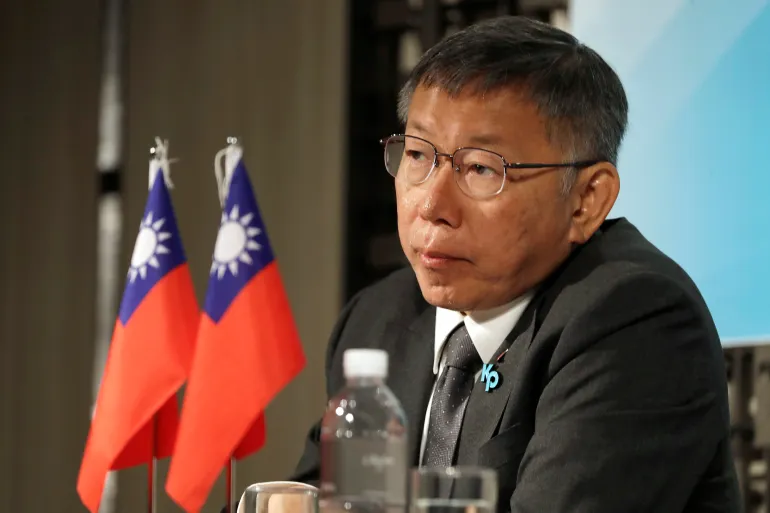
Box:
[412,466,497,479]
[243,483,318,495]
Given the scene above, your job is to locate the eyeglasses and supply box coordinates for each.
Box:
[380,134,601,199]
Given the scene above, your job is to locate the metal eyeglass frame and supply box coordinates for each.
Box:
[380,133,602,198]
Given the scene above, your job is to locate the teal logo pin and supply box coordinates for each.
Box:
[480,363,500,392]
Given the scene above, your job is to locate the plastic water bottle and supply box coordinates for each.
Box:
[319,348,408,513]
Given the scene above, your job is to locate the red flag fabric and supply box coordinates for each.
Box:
[77,164,198,512]
[166,144,306,512]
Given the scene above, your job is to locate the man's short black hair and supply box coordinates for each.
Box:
[398,16,628,167]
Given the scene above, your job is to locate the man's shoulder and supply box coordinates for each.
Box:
[325,267,427,376]
[543,217,713,323]
[567,218,702,293]
[341,266,426,330]
[360,266,421,299]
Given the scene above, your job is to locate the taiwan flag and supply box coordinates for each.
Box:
[166,142,306,512]
[77,154,199,513]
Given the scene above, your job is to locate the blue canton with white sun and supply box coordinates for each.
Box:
[204,159,275,323]
[118,172,186,325]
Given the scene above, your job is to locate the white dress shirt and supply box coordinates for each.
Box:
[418,292,533,465]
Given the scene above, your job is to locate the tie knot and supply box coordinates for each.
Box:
[443,324,481,371]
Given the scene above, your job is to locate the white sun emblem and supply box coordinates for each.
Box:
[210,204,262,279]
[128,212,171,283]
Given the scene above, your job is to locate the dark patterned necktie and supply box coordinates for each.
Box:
[423,323,482,467]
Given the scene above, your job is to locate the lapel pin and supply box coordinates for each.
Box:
[480,363,500,392]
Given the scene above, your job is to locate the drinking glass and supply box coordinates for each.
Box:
[237,481,318,513]
[410,467,497,513]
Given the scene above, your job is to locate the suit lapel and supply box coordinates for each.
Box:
[456,302,538,464]
[381,305,436,466]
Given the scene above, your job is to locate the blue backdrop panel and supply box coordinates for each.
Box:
[571,0,770,346]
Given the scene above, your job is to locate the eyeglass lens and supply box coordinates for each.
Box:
[384,136,505,198]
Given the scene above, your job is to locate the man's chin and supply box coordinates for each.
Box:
[414,271,474,311]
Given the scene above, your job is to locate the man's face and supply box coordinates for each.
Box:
[396,84,578,311]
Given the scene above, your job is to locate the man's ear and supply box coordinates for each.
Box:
[567,162,620,245]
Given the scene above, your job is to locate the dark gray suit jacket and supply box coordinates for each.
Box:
[290,218,741,513]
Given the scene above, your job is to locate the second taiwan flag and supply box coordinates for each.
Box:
[166,141,306,512]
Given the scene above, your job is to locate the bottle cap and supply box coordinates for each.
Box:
[343,348,388,379]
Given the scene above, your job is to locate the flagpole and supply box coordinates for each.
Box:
[146,140,163,513]
[216,140,238,513]
[147,416,158,513]
[226,457,236,512]
[147,459,157,513]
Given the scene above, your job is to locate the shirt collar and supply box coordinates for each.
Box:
[433,291,534,374]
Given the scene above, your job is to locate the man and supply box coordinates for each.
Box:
[289,15,740,513]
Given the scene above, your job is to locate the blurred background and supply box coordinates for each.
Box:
[1,0,769,512]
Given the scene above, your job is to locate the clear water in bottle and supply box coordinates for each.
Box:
[319,349,408,513]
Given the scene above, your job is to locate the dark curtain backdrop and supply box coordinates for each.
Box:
[0,1,102,512]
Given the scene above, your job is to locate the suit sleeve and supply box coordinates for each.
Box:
[510,272,730,513]
[287,288,365,485]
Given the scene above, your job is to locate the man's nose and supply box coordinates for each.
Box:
[417,158,461,227]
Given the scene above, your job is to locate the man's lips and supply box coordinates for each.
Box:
[417,250,468,268]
